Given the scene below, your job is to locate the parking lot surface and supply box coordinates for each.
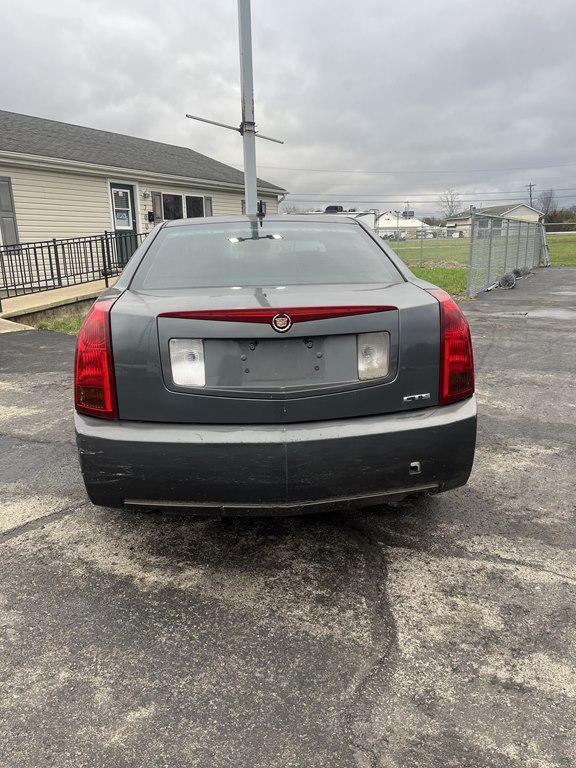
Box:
[1,267,575,767]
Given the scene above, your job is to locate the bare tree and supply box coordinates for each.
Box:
[536,188,556,219]
[438,188,461,219]
[280,201,304,215]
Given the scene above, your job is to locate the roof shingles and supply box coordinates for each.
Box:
[0,110,284,192]
[448,203,542,220]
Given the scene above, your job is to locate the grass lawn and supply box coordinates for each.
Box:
[36,315,85,335]
[392,238,470,267]
[546,233,576,266]
[411,267,469,295]
[393,232,576,267]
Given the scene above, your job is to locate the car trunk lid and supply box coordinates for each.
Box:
[111,282,440,424]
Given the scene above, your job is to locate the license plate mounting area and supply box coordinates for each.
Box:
[204,335,357,389]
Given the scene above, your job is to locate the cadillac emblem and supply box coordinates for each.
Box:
[271,313,292,333]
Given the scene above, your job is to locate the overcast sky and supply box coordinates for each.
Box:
[1,0,575,215]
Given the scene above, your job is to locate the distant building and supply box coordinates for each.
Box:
[375,211,431,239]
[446,203,543,236]
[310,206,432,238]
[307,207,380,229]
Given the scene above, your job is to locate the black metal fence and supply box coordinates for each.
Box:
[0,231,147,311]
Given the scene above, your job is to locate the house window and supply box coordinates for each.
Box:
[163,194,183,220]
[185,196,204,218]
[153,194,213,221]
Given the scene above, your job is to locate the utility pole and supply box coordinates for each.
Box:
[526,182,535,207]
[394,210,401,240]
[186,0,283,217]
[237,0,257,215]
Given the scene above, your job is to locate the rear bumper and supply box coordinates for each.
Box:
[75,397,477,513]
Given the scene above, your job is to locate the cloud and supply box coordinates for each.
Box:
[1,0,575,214]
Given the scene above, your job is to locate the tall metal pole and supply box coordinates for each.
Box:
[238,0,258,215]
[186,0,282,218]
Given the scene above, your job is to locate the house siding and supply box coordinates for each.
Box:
[0,162,279,245]
[0,164,111,243]
[502,205,540,223]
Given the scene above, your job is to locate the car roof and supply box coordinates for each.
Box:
[164,214,363,228]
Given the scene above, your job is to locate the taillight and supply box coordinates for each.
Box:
[428,289,474,405]
[74,297,118,419]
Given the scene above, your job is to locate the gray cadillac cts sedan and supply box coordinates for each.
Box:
[74,215,476,513]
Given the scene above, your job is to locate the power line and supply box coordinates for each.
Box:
[245,160,576,174]
[285,186,576,198]
[288,193,576,205]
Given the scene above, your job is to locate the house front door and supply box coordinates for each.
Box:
[110,183,138,268]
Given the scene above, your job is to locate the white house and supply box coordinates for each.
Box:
[375,211,431,239]
[0,110,286,247]
[445,203,543,236]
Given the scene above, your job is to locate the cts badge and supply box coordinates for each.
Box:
[271,313,292,333]
[403,393,431,403]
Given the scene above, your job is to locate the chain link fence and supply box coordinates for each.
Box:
[384,213,549,297]
[383,229,469,266]
[467,213,547,297]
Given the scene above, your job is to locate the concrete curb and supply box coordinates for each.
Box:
[0,277,116,320]
[0,318,34,333]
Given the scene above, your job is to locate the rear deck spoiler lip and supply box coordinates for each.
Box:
[157,306,397,325]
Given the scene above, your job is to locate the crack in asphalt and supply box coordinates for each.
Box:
[340,518,399,766]
[0,501,89,544]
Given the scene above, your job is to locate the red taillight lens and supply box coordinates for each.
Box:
[74,298,118,419]
[428,289,474,405]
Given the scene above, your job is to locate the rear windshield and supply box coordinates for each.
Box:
[132,221,401,289]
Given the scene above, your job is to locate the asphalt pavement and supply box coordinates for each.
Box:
[1,267,575,767]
